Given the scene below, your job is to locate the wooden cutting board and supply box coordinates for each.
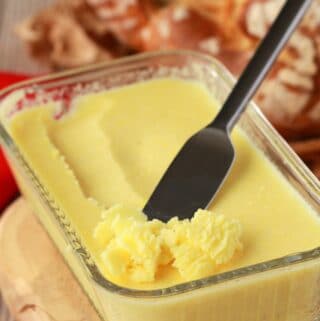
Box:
[0,198,101,321]
[0,293,12,321]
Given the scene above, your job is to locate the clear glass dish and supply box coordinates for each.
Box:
[1,51,320,321]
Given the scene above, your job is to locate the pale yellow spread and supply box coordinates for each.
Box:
[7,78,320,289]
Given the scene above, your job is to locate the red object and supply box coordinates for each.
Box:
[0,72,29,89]
[0,149,18,210]
[0,72,30,211]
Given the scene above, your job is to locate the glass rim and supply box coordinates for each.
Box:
[1,50,320,298]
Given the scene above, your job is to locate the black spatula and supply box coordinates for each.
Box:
[144,0,312,222]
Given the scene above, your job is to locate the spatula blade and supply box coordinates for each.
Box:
[143,128,234,221]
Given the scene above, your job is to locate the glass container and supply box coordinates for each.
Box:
[1,51,320,321]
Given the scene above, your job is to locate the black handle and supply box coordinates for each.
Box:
[210,0,312,132]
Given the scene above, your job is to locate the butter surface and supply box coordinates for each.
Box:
[7,78,320,289]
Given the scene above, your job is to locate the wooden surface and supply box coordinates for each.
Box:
[0,199,100,321]
[0,294,12,321]
[0,0,53,74]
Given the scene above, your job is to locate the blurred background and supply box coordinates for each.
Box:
[0,0,53,73]
[1,1,320,320]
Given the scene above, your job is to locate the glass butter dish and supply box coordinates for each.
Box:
[1,51,320,321]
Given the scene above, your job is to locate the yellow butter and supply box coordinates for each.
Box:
[94,205,242,283]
